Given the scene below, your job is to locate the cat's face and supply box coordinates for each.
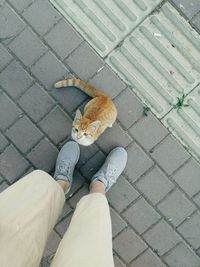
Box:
[71,110,101,146]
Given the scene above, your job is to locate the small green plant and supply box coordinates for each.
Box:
[143,106,151,116]
[173,94,189,110]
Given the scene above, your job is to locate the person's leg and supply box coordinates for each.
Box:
[0,170,65,267]
[0,141,80,267]
[54,141,80,195]
[89,180,105,194]
[57,180,69,192]
[50,147,127,267]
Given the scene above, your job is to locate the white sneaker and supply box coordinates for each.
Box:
[54,141,80,194]
[91,147,127,192]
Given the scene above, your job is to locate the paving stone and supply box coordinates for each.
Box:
[177,212,200,249]
[164,243,200,267]
[125,143,153,183]
[193,192,200,208]
[113,227,147,263]
[113,254,126,267]
[23,167,34,177]
[143,220,181,256]
[67,169,86,197]
[151,135,190,175]
[65,41,104,80]
[0,3,25,43]
[18,83,55,122]
[136,166,174,205]
[107,176,139,213]
[192,12,200,33]
[68,185,88,209]
[6,116,43,153]
[76,143,99,168]
[0,60,33,99]
[0,181,9,193]
[8,0,34,13]
[157,189,196,226]
[58,201,72,222]
[196,247,200,257]
[71,98,90,118]
[22,0,61,36]
[50,81,88,114]
[27,138,58,172]
[39,106,72,145]
[80,151,106,180]
[9,28,47,66]
[44,19,83,60]
[55,212,73,237]
[0,145,29,183]
[114,88,144,129]
[31,51,69,89]
[40,258,50,267]
[123,197,160,234]
[130,249,166,267]
[0,132,8,152]
[0,44,12,71]
[129,113,168,151]
[0,91,22,131]
[170,0,200,20]
[173,159,200,197]
[96,122,132,153]
[89,65,126,99]
[110,207,127,237]
[43,230,61,258]
[47,254,55,266]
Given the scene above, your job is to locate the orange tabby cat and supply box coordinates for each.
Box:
[54,79,117,146]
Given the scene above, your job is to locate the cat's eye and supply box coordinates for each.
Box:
[84,133,88,136]
[74,128,78,132]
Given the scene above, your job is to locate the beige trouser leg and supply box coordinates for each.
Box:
[50,193,114,267]
[0,170,65,267]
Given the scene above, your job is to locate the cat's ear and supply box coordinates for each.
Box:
[74,109,82,122]
[89,120,101,132]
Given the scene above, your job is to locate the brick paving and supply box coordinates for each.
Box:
[0,1,200,267]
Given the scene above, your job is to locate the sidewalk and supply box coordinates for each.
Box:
[0,1,200,266]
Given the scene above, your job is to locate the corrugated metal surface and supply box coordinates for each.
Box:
[106,3,200,118]
[49,0,162,57]
[162,85,200,161]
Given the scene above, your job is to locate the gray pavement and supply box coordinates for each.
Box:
[0,0,200,266]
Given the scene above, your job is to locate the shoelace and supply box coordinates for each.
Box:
[106,164,117,186]
[93,163,117,191]
[57,160,71,177]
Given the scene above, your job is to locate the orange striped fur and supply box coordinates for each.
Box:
[54,79,117,146]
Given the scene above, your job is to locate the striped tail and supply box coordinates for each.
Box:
[54,79,107,98]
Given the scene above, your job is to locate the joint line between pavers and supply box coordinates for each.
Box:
[102,0,167,60]
[0,144,33,185]
[0,49,75,134]
[127,175,200,257]
[3,2,80,85]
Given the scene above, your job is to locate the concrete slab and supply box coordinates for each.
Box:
[162,85,200,161]
[49,0,163,57]
[107,3,200,118]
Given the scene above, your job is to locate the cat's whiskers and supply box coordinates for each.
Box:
[55,79,117,146]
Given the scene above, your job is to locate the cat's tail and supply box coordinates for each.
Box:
[54,79,107,98]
